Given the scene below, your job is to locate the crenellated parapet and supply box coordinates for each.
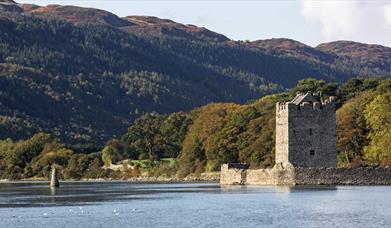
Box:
[276,94,335,112]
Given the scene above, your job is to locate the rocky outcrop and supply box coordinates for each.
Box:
[0,0,22,12]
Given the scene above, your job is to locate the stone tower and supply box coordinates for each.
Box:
[275,92,336,168]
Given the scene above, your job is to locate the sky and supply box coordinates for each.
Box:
[17,0,391,47]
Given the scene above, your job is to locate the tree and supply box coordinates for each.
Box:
[63,154,95,179]
[101,139,125,166]
[291,78,338,97]
[177,137,205,177]
[101,146,113,167]
[123,113,165,160]
[363,92,391,165]
[0,133,53,177]
[336,92,371,167]
[13,133,53,167]
[159,112,192,158]
[207,107,258,170]
[338,78,364,103]
[338,77,385,104]
[29,142,74,178]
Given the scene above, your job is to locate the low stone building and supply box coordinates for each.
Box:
[220,92,391,185]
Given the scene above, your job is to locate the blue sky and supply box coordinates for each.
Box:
[18,0,391,47]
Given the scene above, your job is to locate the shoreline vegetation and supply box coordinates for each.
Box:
[1,1,391,182]
[2,78,391,181]
[0,172,220,183]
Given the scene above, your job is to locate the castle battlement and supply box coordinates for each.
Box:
[276,93,335,112]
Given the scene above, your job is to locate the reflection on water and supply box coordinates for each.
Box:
[50,187,56,196]
[275,185,338,193]
[219,185,338,194]
[0,181,221,207]
[0,182,390,227]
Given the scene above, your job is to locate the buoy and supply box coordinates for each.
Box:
[50,165,60,188]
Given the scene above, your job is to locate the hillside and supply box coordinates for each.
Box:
[1,1,391,145]
[3,77,391,180]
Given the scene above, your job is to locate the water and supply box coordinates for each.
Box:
[0,182,390,227]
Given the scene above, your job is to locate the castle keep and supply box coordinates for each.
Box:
[275,92,336,168]
[220,92,391,185]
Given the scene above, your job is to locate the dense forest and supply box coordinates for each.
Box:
[2,77,391,180]
[1,1,391,145]
[1,1,391,180]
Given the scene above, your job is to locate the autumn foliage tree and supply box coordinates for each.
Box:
[364,92,391,165]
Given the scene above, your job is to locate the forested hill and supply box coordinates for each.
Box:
[0,1,391,145]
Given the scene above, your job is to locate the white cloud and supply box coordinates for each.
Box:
[385,5,391,25]
[301,1,391,46]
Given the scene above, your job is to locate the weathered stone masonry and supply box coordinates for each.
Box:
[276,92,336,168]
[220,92,391,185]
[221,164,391,185]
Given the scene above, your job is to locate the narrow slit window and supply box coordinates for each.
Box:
[310,150,315,156]
[309,128,313,135]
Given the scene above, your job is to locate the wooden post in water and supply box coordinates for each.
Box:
[50,164,60,188]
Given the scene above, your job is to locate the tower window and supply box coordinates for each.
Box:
[310,150,315,156]
[309,128,313,135]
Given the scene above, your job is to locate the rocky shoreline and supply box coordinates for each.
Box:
[221,164,391,185]
[0,175,220,183]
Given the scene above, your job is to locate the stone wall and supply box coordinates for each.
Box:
[246,168,275,185]
[275,103,289,165]
[220,164,249,185]
[220,164,391,185]
[287,101,336,167]
[220,163,292,185]
[294,167,391,185]
[275,95,337,168]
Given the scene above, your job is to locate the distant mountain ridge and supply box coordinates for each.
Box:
[0,0,390,145]
[0,1,229,42]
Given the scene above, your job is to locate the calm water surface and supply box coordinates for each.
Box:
[0,182,390,227]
